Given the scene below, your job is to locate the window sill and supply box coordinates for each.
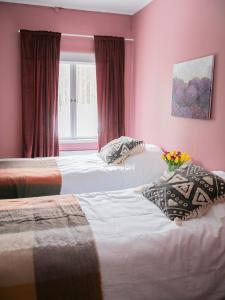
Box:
[59,138,98,151]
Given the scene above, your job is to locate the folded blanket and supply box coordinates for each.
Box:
[0,194,102,300]
[0,158,61,199]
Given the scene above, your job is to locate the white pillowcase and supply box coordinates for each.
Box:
[125,144,167,185]
[125,144,165,166]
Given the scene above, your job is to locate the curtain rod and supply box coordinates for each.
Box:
[17,30,134,42]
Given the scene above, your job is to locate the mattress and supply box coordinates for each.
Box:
[78,185,225,300]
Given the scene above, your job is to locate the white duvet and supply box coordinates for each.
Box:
[78,180,225,300]
[57,144,167,194]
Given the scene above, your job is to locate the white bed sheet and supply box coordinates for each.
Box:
[57,144,166,194]
[78,187,225,300]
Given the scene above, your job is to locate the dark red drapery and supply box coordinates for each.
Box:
[20,30,61,158]
[94,36,125,150]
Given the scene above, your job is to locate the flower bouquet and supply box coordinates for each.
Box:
[162,150,191,172]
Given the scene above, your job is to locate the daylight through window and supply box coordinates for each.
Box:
[58,61,98,140]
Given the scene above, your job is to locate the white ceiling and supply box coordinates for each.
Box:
[1,0,153,15]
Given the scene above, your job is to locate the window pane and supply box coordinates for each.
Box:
[58,63,71,138]
[76,64,98,137]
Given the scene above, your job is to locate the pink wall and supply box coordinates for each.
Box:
[0,2,133,157]
[132,0,225,170]
[1,0,225,168]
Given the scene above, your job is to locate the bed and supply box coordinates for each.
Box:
[79,183,225,300]
[0,144,167,197]
[0,171,225,300]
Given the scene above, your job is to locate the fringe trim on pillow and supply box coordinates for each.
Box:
[113,143,145,165]
[174,194,225,226]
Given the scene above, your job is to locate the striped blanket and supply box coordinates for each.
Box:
[0,159,61,199]
[0,194,102,300]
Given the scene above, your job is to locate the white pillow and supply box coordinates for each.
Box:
[125,144,164,166]
[125,144,167,183]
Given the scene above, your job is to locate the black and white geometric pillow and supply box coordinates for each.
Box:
[100,136,144,164]
[143,162,225,224]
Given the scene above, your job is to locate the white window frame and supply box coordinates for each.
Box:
[59,52,98,143]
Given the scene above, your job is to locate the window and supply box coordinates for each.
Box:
[58,57,98,140]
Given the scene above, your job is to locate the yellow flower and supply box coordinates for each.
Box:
[166,153,171,161]
[171,150,177,156]
[175,157,179,163]
[161,154,166,161]
[185,155,191,161]
[180,152,186,162]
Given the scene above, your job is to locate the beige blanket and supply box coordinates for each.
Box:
[0,194,102,300]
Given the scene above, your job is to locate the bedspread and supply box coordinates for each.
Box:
[0,158,61,199]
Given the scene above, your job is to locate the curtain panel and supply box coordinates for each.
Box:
[20,30,61,158]
[94,36,125,150]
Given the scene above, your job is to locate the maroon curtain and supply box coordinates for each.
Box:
[94,36,125,150]
[20,30,61,158]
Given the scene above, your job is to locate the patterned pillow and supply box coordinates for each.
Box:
[142,162,225,224]
[100,136,144,164]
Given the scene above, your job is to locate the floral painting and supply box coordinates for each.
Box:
[171,55,214,119]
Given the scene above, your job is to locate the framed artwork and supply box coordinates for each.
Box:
[171,55,215,119]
